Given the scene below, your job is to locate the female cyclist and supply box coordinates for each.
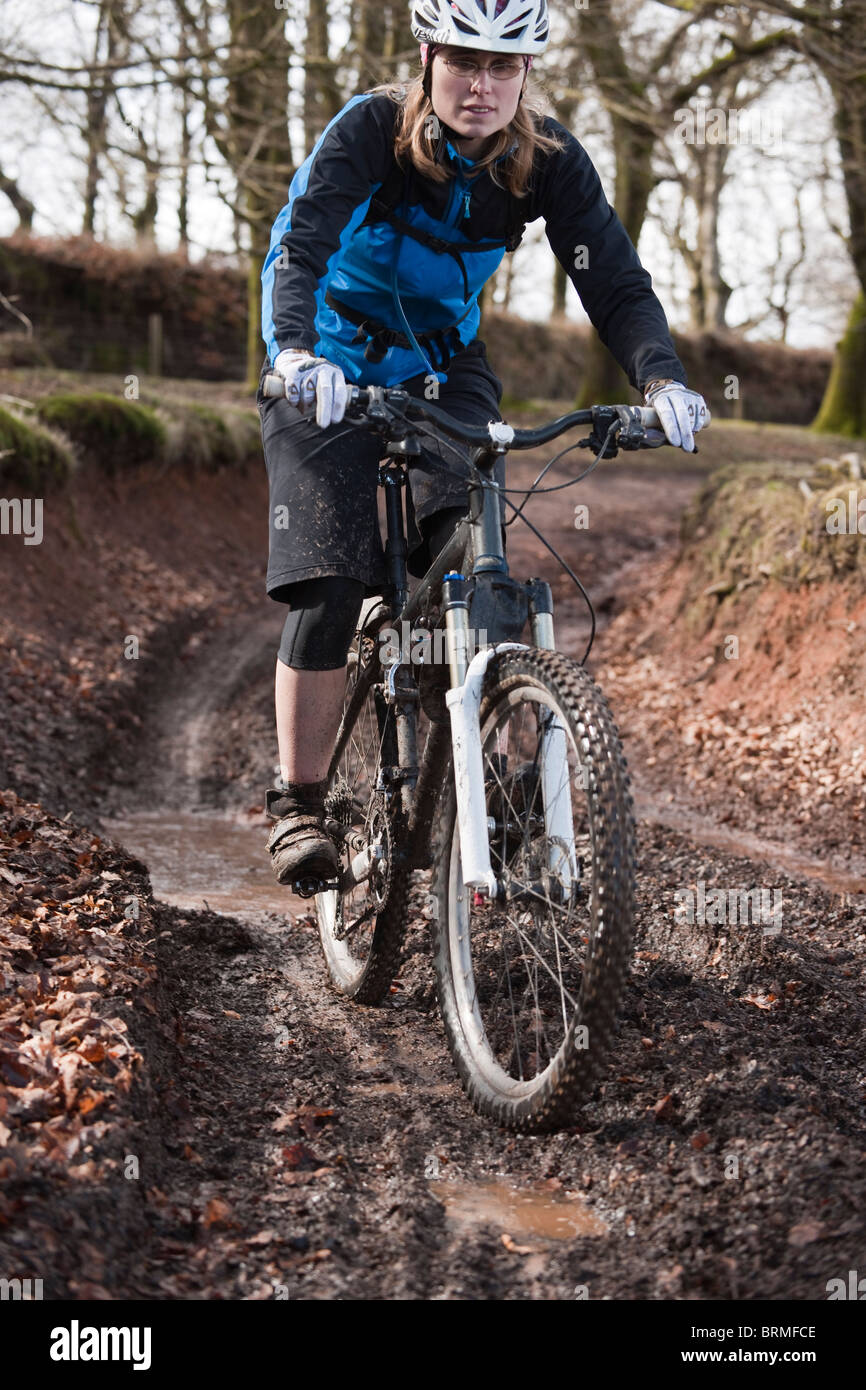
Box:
[258,0,709,886]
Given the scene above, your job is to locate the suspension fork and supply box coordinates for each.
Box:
[527,578,579,886]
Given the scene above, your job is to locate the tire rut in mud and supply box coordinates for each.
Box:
[127,820,866,1300]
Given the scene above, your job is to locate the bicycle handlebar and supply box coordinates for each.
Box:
[261,372,664,450]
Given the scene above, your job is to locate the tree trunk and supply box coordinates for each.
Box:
[0,169,35,231]
[549,90,578,318]
[222,1,293,387]
[178,84,191,254]
[812,66,866,434]
[812,292,866,436]
[694,138,731,329]
[829,71,866,300]
[785,0,866,434]
[552,260,568,317]
[810,87,866,431]
[354,0,387,92]
[575,124,658,406]
[573,8,656,405]
[83,0,117,235]
[304,0,341,153]
[390,0,416,65]
[177,25,192,257]
[131,155,159,245]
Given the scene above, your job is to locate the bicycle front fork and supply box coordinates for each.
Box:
[441,575,578,897]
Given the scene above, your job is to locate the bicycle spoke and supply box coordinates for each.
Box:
[455,679,601,1085]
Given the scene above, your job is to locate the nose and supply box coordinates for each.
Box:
[470,66,494,96]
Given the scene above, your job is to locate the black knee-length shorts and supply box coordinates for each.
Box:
[257,337,506,601]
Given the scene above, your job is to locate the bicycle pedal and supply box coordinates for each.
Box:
[292,874,340,899]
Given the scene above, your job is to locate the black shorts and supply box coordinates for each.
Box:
[257,337,505,601]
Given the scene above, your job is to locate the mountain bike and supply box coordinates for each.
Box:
[263,372,667,1131]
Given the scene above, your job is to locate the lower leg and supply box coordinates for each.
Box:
[275,660,346,784]
[272,574,364,785]
[267,661,347,883]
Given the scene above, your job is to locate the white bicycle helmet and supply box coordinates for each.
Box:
[410,0,550,55]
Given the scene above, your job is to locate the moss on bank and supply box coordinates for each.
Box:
[19,388,262,478]
[160,402,261,472]
[0,405,75,489]
[35,392,166,473]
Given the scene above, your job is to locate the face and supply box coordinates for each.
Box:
[429,46,525,159]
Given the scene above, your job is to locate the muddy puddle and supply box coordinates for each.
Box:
[432,1178,608,1242]
[103,809,298,920]
[633,787,866,900]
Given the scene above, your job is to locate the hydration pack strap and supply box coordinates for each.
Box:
[359,161,524,302]
[324,288,468,371]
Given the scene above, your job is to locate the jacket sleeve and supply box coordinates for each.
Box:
[534,117,687,391]
[261,94,398,363]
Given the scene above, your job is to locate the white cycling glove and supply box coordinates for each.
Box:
[273,348,348,430]
[644,379,710,452]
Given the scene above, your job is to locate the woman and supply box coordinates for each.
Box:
[258,0,709,885]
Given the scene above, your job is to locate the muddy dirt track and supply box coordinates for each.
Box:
[1,418,864,1301]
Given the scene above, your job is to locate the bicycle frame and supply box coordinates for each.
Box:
[326,412,578,895]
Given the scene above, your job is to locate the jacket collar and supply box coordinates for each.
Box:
[442,133,519,168]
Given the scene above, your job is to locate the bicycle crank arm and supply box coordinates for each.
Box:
[337,840,383,893]
[323,816,365,852]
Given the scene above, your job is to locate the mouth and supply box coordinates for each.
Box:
[464,106,494,114]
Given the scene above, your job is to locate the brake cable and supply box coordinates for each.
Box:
[343,401,622,664]
[504,418,617,526]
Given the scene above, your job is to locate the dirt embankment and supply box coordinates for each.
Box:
[0,441,273,823]
[594,452,866,881]
[1,404,865,1300]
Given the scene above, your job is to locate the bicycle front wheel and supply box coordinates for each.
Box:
[430,648,637,1131]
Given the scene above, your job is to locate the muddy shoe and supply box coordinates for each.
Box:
[265,780,339,886]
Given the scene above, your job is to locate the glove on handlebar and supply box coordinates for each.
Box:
[644,378,710,453]
[273,348,349,430]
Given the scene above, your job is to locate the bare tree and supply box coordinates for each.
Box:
[81,0,126,234]
[572,1,793,403]
[212,1,293,384]
[740,0,866,433]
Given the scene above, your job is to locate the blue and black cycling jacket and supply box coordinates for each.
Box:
[261,90,687,388]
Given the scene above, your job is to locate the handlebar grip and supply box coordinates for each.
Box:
[263,372,286,398]
[262,372,366,408]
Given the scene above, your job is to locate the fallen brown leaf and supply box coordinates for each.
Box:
[501,1233,534,1255]
[742,992,778,1011]
[652,1093,675,1121]
[202,1198,232,1228]
[788,1220,825,1247]
[281,1141,321,1171]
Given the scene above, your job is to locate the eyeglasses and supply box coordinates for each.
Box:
[440,55,525,81]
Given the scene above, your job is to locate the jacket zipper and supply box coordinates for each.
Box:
[444,173,468,230]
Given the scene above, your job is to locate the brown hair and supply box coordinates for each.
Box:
[369,56,566,199]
